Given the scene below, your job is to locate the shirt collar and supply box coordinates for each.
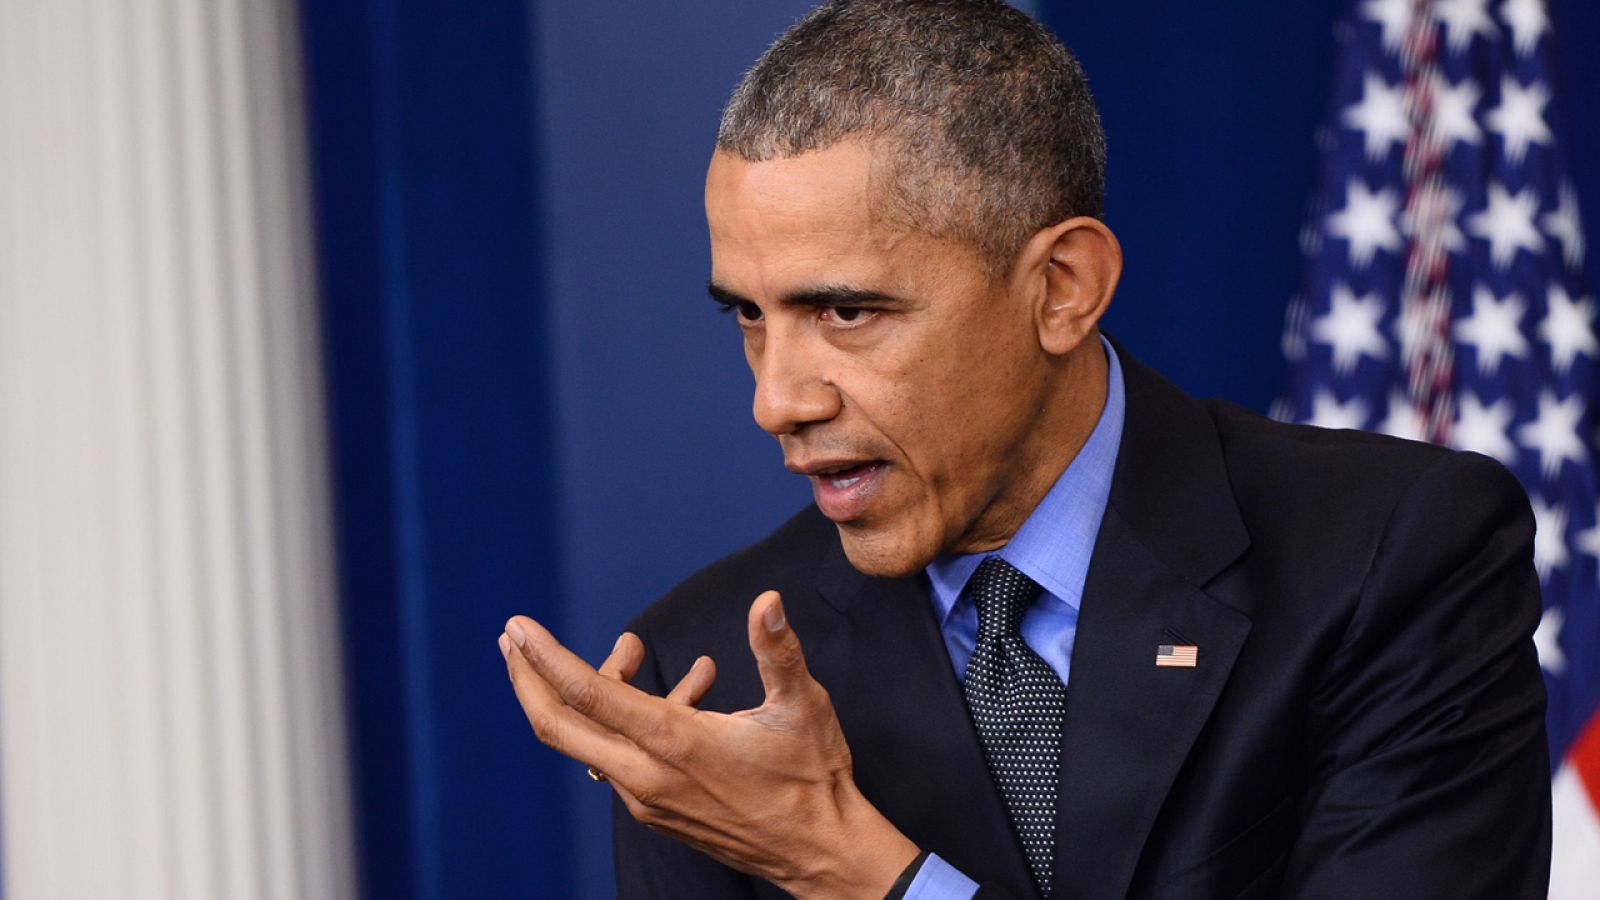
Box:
[924,336,1126,620]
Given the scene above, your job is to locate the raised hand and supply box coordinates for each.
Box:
[500,590,919,899]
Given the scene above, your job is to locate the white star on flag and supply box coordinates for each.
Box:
[1530,495,1571,580]
[1535,605,1566,675]
[1432,0,1496,53]
[1361,0,1413,53]
[1485,77,1552,165]
[1377,391,1426,441]
[1429,75,1482,149]
[1311,284,1390,374]
[1327,179,1404,267]
[1502,0,1551,57]
[1344,72,1409,161]
[1468,183,1544,269]
[1517,389,1587,479]
[1453,390,1518,464]
[1309,389,1369,431]
[1455,287,1529,375]
[1542,183,1586,268]
[1540,285,1599,375]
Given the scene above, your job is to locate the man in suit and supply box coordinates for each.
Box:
[500,1,1551,896]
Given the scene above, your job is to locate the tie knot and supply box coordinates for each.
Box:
[965,556,1042,640]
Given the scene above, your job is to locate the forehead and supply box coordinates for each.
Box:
[705,140,883,223]
[704,142,925,291]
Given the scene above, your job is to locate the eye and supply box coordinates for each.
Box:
[821,306,876,328]
[717,301,764,323]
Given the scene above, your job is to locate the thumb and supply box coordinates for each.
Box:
[746,590,814,703]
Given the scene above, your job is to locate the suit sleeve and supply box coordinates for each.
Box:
[1283,451,1551,897]
[611,631,759,900]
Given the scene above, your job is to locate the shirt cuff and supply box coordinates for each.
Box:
[902,852,980,899]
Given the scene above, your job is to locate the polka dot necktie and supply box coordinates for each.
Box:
[961,556,1066,897]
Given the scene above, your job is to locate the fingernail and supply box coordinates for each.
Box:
[612,634,626,654]
[498,634,511,658]
[506,620,528,647]
[763,600,786,633]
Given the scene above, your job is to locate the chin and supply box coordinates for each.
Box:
[836,525,935,578]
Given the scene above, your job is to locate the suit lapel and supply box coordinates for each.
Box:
[1049,344,1254,899]
[810,542,1038,897]
[1051,508,1251,898]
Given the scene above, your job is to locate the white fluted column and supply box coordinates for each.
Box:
[0,1,356,898]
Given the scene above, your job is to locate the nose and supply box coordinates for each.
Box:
[750,331,842,436]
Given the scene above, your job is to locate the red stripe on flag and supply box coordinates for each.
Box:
[1569,708,1600,814]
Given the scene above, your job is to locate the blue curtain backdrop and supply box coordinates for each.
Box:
[296,1,1600,897]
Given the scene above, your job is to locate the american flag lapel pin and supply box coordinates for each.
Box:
[1156,644,1198,668]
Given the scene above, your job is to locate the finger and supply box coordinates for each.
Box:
[664,655,717,706]
[597,632,645,684]
[500,627,643,777]
[505,615,678,745]
[744,591,815,703]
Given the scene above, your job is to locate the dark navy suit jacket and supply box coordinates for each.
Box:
[612,346,1552,899]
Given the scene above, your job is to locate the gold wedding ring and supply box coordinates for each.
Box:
[586,766,608,783]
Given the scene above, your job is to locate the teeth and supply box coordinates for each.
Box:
[831,475,861,489]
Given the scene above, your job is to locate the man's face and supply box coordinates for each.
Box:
[705,141,1063,577]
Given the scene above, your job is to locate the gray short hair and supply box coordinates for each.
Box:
[717,0,1107,273]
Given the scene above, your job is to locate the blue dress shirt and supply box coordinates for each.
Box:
[904,338,1126,898]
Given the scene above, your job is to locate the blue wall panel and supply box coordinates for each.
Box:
[1043,1,1344,411]
[530,6,819,894]
[299,1,569,896]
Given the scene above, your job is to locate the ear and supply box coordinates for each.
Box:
[1012,217,1123,356]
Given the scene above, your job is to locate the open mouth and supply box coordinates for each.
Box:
[807,461,888,521]
[815,461,881,490]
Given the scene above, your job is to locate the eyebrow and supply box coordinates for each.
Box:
[707,281,906,309]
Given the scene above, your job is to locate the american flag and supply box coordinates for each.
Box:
[1275,0,1598,891]
[1155,644,1199,668]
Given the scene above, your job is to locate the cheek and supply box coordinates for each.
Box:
[886,347,1038,481]
[875,363,1003,482]
[845,303,1037,480]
